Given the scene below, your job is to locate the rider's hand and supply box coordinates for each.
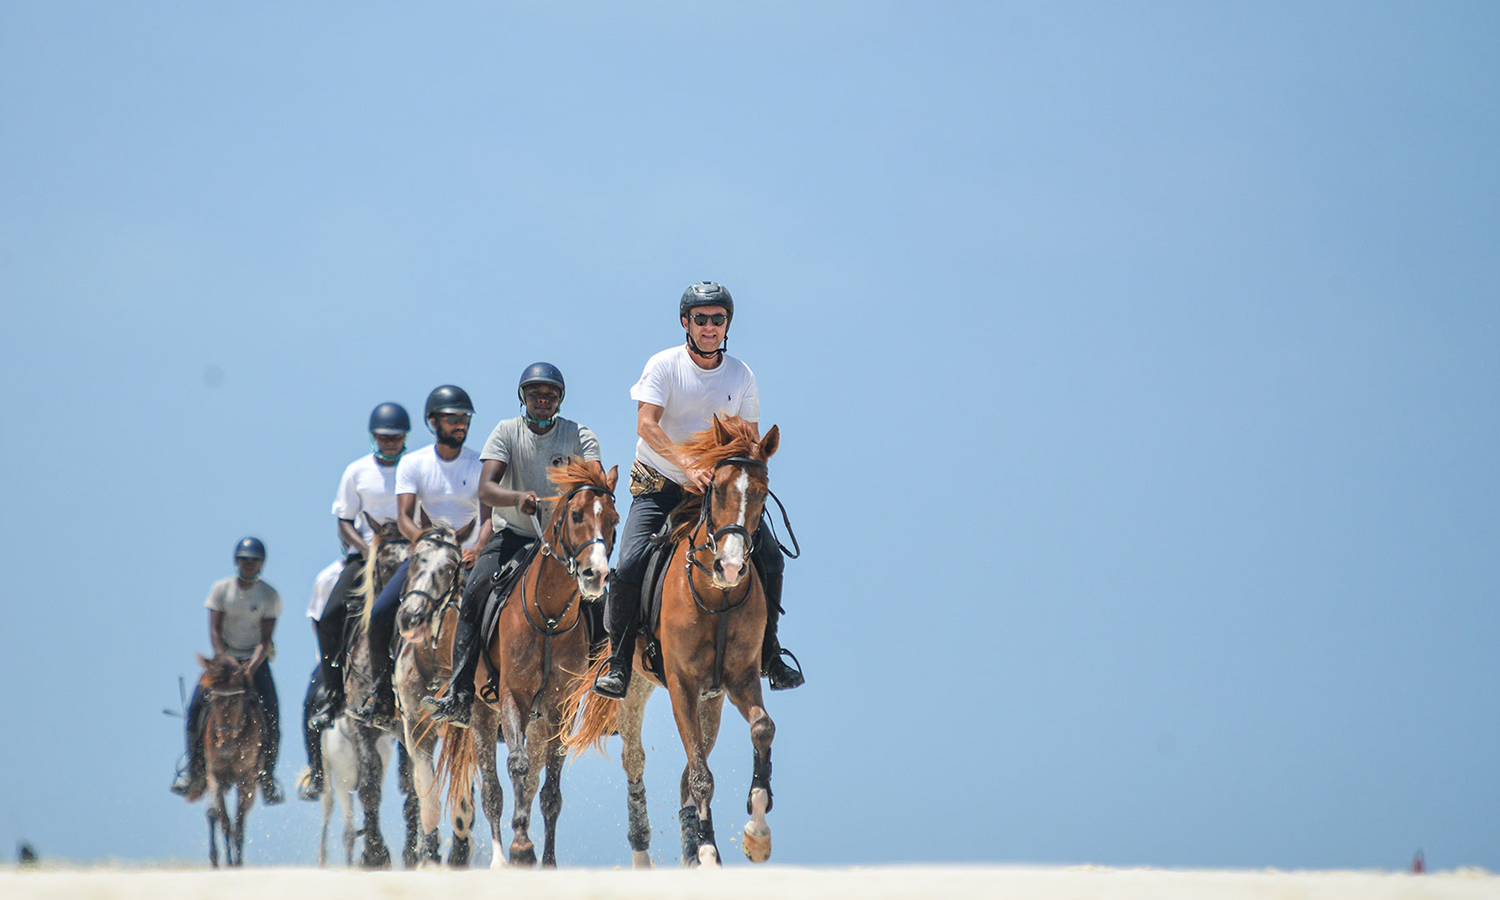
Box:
[520,491,539,515]
[685,467,712,493]
[462,545,479,568]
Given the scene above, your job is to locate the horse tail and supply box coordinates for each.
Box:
[437,722,475,816]
[559,649,619,757]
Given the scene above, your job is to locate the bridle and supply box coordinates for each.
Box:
[514,481,616,720]
[401,530,464,650]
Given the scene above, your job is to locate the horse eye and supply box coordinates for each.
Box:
[571,510,584,524]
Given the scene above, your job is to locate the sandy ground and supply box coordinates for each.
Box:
[1,864,1495,900]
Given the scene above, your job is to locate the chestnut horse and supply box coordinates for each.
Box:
[390,524,475,866]
[197,654,263,868]
[441,459,619,868]
[564,416,780,867]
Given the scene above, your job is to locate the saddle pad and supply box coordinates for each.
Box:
[638,539,676,684]
[480,541,541,648]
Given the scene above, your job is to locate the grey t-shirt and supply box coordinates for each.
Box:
[479,415,601,537]
[204,577,281,661]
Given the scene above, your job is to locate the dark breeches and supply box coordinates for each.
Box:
[368,558,410,670]
[316,554,363,680]
[460,528,536,626]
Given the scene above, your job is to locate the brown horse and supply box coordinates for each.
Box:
[564,415,781,867]
[390,524,474,866]
[441,459,619,868]
[197,654,263,868]
[341,521,421,868]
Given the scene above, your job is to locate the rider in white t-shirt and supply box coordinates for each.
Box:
[355,385,491,722]
[593,282,803,699]
[298,402,410,801]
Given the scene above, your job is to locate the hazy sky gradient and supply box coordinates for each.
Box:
[1,2,1495,871]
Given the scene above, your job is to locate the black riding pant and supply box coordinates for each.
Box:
[315,554,364,685]
[461,528,537,626]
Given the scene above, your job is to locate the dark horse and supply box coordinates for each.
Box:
[341,521,421,867]
[564,416,781,867]
[197,654,263,868]
[441,458,619,868]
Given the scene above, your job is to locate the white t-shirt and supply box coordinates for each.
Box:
[331,454,401,545]
[479,416,601,537]
[631,344,760,485]
[305,558,345,620]
[205,576,282,661]
[395,444,484,549]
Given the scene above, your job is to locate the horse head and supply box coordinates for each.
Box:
[397,525,462,643]
[197,653,252,691]
[544,459,621,600]
[369,518,411,590]
[679,417,779,590]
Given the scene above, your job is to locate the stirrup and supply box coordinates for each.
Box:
[297,767,323,802]
[765,648,805,691]
[592,662,630,700]
[421,691,472,728]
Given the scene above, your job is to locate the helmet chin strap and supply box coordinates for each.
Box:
[685,332,727,360]
[522,403,556,430]
[370,435,406,463]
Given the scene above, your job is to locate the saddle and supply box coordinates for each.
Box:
[636,524,680,685]
[475,540,540,702]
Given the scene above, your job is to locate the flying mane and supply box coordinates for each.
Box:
[665,415,766,542]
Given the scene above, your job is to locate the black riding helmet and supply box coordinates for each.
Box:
[424,385,475,432]
[234,537,266,560]
[368,402,411,435]
[679,281,734,324]
[517,362,566,405]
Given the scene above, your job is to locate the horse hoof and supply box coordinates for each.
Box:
[742,823,771,863]
[362,843,391,870]
[510,843,537,867]
[631,850,653,869]
[448,836,471,868]
[697,844,720,867]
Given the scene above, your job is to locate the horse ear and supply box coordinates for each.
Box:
[197,653,212,670]
[712,414,731,444]
[757,425,779,461]
[605,465,619,493]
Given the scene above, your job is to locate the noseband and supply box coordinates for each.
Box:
[688,456,768,569]
[534,482,617,579]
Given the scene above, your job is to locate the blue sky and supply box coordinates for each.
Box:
[1,2,1496,871]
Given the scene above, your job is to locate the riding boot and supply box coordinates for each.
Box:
[423,620,479,728]
[592,630,636,700]
[299,672,326,801]
[170,696,208,800]
[307,669,343,733]
[759,570,804,691]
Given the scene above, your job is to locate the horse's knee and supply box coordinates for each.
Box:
[749,714,774,747]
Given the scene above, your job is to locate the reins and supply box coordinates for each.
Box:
[401,530,465,652]
[517,482,615,721]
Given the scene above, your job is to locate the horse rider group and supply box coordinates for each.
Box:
[171,282,805,806]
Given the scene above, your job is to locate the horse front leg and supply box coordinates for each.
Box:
[356,729,391,869]
[668,676,717,867]
[620,680,653,868]
[727,676,776,862]
[499,694,537,866]
[232,780,254,866]
[537,734,565,868]
[206,788,222,869]
[404,723,443,866]
[397,742,420,868]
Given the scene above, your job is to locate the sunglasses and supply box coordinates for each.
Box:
[437,413,471,425]
[690,313,728,326]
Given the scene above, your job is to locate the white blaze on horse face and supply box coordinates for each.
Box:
[576,497,611,599]
[715,470,752,587]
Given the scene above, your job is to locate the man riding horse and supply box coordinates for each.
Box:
[299,401,411,801]
[425,363,603,729]
[357,385,490,721]
[172,536,285,805]
[594,281,804,699]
